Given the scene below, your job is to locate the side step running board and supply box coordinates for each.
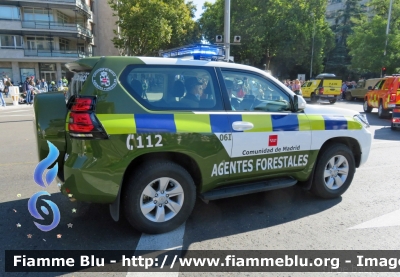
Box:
[200,178,297,201]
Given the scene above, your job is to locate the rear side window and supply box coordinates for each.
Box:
[120,65,223,111]
[67,72,90,99]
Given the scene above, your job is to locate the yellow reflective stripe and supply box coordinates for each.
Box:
[174,114,211,133]
[307,115,325,130]
[241,114,272,132]
[65,111,70,131]
[345,116,362,130]
[297,114,311,131]
[96,114,136,134]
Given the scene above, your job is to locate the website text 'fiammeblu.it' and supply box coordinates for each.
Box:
[6,250,400,272]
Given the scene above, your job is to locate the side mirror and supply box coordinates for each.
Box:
[293,95,298,111]
[367,86,372,90]
[297,95,307,111]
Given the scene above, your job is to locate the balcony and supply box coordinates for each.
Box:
[3,0,92,18]
[0,47,91,60]
[24,48,91,58]
[21,21,92,38]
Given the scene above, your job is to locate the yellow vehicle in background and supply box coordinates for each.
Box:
[301,73,342,104]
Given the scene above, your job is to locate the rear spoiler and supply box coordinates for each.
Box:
[66,57,103,73]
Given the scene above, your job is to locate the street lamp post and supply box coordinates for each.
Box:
[224,0,231,61]
[310,13,316,79]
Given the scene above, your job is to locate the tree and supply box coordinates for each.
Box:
[108,0,201,56]
[199,0,334,79]
[325,0,362,79]
[348,0,400,75]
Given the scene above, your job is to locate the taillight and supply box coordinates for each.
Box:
[390,93,396,102]
[68,96,108,139]
[393,118,400,123]
[319,87,324,95]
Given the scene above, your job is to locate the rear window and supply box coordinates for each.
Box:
[67,72,90,99]
[120,65,223,111]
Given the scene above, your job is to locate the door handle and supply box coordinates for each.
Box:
[232,121,254,131]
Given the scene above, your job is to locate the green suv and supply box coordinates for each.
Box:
[33,57,372,234]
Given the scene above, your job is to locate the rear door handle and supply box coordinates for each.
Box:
[232,121,254,131]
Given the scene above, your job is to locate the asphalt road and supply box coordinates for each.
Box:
[0,100,399,277]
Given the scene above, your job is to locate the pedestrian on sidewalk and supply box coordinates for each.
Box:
[23,77,32,105]
[0,80,5,107]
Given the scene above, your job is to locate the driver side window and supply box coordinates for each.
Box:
[221,69,291,112]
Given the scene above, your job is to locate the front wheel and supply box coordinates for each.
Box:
[329,99,336,104]
[310,93,318,103]
[363,100,372,113]
[123,161,196,234]
[310,143,355,199]
[378,101,390,118]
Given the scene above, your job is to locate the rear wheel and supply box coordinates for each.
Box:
[123,161,196,234]
[310,143,355,199]
[363,100,372,113]
[392,122,400,131]
[310,93,318,103]
[378,101,390,118]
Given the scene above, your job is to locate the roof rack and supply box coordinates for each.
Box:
[159,43,225,61]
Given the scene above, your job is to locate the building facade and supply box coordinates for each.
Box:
[326,0,371,26]
[0,0,119,84]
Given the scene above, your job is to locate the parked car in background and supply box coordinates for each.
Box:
[301,73,342,104]
[345,78,381,101]
[363,75,400,118]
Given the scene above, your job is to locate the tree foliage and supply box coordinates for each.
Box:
[325,0,362,79]
[108,0,201,56]
[348,0,400,75]
[199,0,334,79]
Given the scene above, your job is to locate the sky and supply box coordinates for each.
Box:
[189,0,216,20]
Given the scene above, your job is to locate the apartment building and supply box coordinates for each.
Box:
[0,0,118,84]
[326,0,371,26]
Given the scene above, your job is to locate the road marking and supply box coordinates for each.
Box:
[126,224,185,277]
[349,209,400,229]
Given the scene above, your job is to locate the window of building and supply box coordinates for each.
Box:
[60,38,70,51]
[120,65,223,111]
[77,43,85,54]
[26,36,52,50]
[0,68,13,80]
[0,35,23,49]
[76,18,85,26]
[24,7,53,21]
[57,11,70,24]
[0,6,21,20]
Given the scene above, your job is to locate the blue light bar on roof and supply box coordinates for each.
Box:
[160,44,225,60]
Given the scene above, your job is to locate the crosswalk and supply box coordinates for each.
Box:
[0,105,34,119]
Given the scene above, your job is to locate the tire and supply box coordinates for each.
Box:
[310,143,355,199]
[363,100,372,113]
[123,161,196,234]
[310,93,318,103]
[345,92,353,101]
[329,99,336,104]
[378,101,390,118]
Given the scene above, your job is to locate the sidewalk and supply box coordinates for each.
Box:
[1,96,33,109]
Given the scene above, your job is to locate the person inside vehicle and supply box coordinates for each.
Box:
[225,79,240,110]
[181,77,203,108]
